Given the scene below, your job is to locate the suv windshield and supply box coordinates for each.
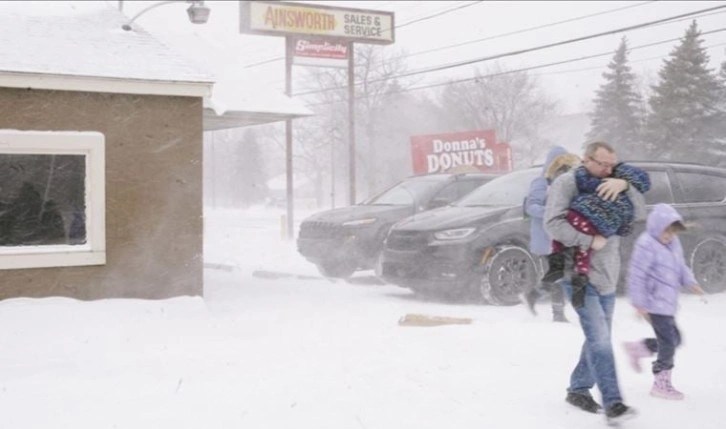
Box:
[456,168,539,207]
[364,177,448,206]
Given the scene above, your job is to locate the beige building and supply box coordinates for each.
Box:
[0,6,309,300]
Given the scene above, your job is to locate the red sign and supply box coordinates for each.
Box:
[294,39,348,59]
[410,130,512,174]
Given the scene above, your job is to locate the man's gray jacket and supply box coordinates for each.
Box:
[544,171,646,295]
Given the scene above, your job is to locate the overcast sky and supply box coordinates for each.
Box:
[9,1,726,115]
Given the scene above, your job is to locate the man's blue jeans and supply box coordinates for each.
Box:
[560,280,623,408]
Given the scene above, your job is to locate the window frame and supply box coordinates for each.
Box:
[0,129,106,269]
[672,168,726,205]
[640,167,674,205]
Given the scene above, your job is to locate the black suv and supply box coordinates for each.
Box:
[297,173,497,278]
[380,162,726,304]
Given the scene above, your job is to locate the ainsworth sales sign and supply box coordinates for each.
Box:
[240,1,395,44]
[410,130,513,174]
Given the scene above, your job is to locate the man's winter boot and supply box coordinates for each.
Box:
[605,402,637,426]
[542,252,566,283]
[622,341,652,373]
[650,369,685,400]
[565,392,602,414]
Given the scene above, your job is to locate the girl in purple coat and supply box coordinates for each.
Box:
[623,203,704,400]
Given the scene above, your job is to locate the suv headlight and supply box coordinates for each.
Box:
[433,227,476,241]
[342,218,378,226]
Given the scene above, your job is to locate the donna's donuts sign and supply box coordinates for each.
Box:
[410,130,513,174]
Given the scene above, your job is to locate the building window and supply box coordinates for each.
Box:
[0,130,105,269]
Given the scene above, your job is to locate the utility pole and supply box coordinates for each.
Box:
[330,129,336,209]
[348,43,356,205]
[284,37,295,240]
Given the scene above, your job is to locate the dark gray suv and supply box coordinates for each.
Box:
[380,161,726,305]
[297,172,497,279]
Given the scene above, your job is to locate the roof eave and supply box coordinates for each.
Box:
[202,108,314,131]
[0,71,213,98]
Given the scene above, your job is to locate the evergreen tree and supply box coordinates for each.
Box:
[646,21,724,164]
[716,61,726,153]
[586,37,644,160]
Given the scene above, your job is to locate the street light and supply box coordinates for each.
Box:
[121,1,211,31]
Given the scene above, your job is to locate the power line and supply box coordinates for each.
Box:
[266,6,726,90]
[536,40,726,76]
[399,1,659,60]
[237,0,479,67]
[303,28,726,106]
[245,0,661,72]
[242,0,482,69]
[391,0,471,21]
[293,4,726,97]
[260,0,668,88]
[385,6,726,70]
[395,1,484,29]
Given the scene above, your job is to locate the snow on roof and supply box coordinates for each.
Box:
[0,4,215,86]
[204,75,312,118]
[0,2,312,128]
[152,33,313,129]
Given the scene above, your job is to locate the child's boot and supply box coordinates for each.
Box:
[552,303,568,323]
[622,341,652,373]
[520,288,541,315]
[650,369,684,400]
[542,252,565,283]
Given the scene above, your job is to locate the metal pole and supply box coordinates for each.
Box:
[211,132,216,208]
[348,43,356,205]
[285,37,295,240]
[330,131,335,209]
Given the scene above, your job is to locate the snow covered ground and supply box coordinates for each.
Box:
[0,206,724,428]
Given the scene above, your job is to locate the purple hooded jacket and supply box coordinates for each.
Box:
[627,204,697,316]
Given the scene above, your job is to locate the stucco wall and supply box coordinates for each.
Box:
[0,87,203,299]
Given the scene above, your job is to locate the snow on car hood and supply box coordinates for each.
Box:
[302,204,414,224]
[391,205,510,232]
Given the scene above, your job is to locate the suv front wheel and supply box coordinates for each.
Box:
[478,245,537,306]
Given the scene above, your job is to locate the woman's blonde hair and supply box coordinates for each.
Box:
[545,153,581,180]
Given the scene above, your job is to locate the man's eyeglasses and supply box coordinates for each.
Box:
[588,156,616,169]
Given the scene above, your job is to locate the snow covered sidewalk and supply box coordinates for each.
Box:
[0,207,722,428]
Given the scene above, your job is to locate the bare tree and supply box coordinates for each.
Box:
[273,44,418,205]
[353,45,414,194]
[257,117,335,208]
[436,63,559,168]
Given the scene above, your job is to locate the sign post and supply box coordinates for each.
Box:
[284,37,294,238]
[347,44,355,206]
[239,1,394,238]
